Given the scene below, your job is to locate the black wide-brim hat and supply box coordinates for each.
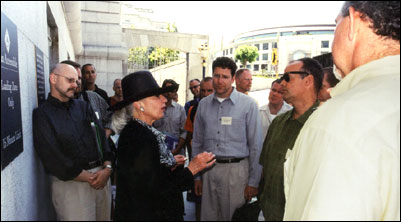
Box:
[108,71,178,111]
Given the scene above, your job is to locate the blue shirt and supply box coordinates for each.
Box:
[153,101,187,140]
[192,88,263,187]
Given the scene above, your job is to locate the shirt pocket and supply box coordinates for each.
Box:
[226,117,246,143]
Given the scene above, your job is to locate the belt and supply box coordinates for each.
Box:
[83,159,103,170]
[215,158,244,164]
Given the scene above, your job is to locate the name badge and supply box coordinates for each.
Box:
[95,111,100,120]
[221,117,232,125]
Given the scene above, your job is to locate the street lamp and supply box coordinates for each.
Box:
[198,43,209,79]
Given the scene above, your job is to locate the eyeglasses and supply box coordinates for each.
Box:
[189,84,200,90]
[280,71,311,82]
[54,73,78,85]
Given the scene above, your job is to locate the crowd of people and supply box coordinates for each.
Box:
[32,1,399,221]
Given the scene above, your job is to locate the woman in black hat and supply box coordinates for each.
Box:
[111,71,215,221]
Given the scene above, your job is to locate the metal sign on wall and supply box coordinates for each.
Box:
[35,46,45,106]
[1,12,23,170]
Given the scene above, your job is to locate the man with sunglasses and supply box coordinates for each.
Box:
[284,2,400,220]
[258,57,323,221]
[33,63,114,220]
[184,79,201,114]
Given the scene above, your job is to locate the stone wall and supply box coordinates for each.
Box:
[1,1,76,220]
[150,59,188,106]
[77,1,128,97]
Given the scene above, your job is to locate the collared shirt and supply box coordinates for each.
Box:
[259,100,319,221]
[84,84,109,105]
[153,101,187,140]
[259,102,293,140]
[79,90,112,130]
[283,55,400,221]
[33,94,113,181]
[192,88,263,187]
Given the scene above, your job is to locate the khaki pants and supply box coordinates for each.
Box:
[51,167,111,221]
[200,159,248,221]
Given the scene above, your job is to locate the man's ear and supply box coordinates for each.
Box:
[305,75,314,90]
[49,73,57,84]
[347,6,363,42]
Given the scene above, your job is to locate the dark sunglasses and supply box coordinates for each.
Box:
[280,71,311,82]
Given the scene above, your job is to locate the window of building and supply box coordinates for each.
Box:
[272,42,277,49]
[254,64,259,71]
[230,48,233,54]
[223,50,225,56]
[256,55,259,61]
[263,43,269,50]
[321,40,329,48]
[262,53,268,61]
[255,44,259,50]
[280,31,293,36]
[246,65,251,69]
[261,64,267,70]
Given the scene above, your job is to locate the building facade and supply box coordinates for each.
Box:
[221,24,335,75]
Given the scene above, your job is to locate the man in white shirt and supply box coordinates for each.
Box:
[259,79,292,140]
[283,1,400,220]
[235,69,253,95]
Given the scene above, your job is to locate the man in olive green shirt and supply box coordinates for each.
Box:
[259,57,323,221]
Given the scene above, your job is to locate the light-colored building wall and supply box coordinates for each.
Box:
[1,1,76,220]
[150,59,187,106]
[222,25,335,75]
[77,1,128,97]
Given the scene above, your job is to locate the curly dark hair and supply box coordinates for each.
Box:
[212,57,237,77]
[341,1,400,41]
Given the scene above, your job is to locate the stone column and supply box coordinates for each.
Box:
[77,1,128,96]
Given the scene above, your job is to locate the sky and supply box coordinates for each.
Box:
[126,1,344,48]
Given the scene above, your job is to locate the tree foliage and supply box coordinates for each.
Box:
[234,45,259,67]
[127,23,180,69]
[149,47,179,66]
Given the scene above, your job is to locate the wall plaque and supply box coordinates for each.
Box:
[1,12,23,170]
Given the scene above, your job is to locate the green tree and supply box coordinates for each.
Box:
[148,47,179,67]
[127,23,180,69]
[234,45,259,67]
[128,47,148,64]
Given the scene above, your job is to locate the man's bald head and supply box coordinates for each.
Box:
[50,63,77,76]
[49,63,79,102]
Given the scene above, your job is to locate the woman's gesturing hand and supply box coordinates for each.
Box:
[187,152,216,175]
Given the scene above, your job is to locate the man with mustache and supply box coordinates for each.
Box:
[33,63,113,220]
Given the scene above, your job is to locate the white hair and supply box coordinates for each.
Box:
[111,103,134,134]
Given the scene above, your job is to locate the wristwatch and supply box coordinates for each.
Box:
[104,164,113,172]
